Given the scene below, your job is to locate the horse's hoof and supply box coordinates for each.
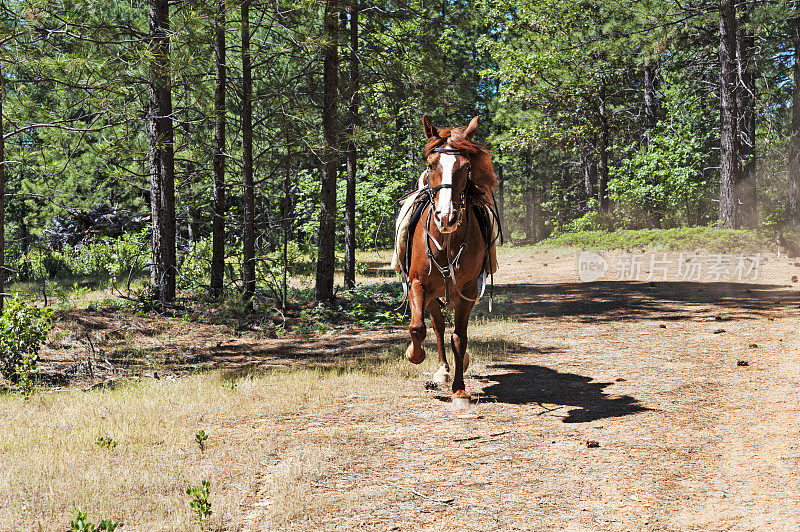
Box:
[463,351,470,372]
[452,390,471,409]
[405,344,426,364]
[433,365,450,384]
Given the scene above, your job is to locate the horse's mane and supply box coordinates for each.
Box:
[424,127,497,205]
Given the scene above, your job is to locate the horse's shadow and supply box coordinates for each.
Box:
[476,363,648,423]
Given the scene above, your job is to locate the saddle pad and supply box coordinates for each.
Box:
[403,196,429,275]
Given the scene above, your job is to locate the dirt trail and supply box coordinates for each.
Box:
[241,249,800,530]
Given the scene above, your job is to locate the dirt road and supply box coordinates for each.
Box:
[242,248,800,530]
[15,247,800,530]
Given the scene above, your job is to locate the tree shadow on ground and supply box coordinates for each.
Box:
[47,277,794,392]
[474,280,800,323]
[477,363,648,423]
[217,336,521,381]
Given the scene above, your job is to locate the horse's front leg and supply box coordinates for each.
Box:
[451,298,475,400]
[405,279,427,364]
[428,298,450,383]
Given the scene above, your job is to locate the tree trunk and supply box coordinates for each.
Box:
[530,185,538,242]
[282,132,291,311]
[718,0,739,228]
[185,206,195,242]
[210,0,227,298]
[19,219,29,255]
[737,4,757,228]
[0,65,5,309]
[598,80,610,213]
[788,16,800,225]
[148,0,176,304]
[523,151,534,242]
[184,162,199,243]
[343,1,358,291]
[643,61,657,146]
[314,0,339,303]
[241,0,256,306]
[497,151,505,230]
[581,150,597,206]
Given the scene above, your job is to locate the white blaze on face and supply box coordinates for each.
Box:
[436,152,456,228]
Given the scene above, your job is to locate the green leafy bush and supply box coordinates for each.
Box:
[178,238,211,290]
[195,429,208,452]
[13,248,72,282]
[542,227,770,253]
[71,231,150,282]
[10,232,149,285]
[297,282,406,331]
[609,73,717,228]
[42,250,72,278]
[95,436,118,450]
[187,480,212,523]
[0,295,53,391]
[562,199,614,232]
[70,508,120,531]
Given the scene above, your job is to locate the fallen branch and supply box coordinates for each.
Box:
[107,325,129,335]
[83,379,119,392]
[453,431,508,443]
[411,489,454,504]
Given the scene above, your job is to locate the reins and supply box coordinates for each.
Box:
[395,144,504,312]
[398,189,502,311]
[422,201,473,305]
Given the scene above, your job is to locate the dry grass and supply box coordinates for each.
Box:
[0,330,507,531]
[8,244,800,530]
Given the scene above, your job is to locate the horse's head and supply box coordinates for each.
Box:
[422,115,479,233]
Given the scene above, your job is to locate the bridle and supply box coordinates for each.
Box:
[422,146,478,305]
[425,147,469,225]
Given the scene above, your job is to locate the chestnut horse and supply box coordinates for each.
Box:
[403,114,498,403]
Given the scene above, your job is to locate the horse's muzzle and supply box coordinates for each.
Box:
[435,208,461,233]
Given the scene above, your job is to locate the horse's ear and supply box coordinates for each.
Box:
[464,116,479,140]
[423,114,438,139]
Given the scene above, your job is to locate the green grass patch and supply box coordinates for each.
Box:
[539,226,774,253]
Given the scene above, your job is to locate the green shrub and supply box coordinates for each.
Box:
[541,227,770,253]
[195,429,208,452]
[13,248,72,282]
[187,480,212,523]
[71,231,150,283]
[42,250,72,278]
[0,295,53,393]
[9,232,149,285]
[178,238,211,290]
[609,72,717,228]
[95,436,118,450]
[70,508,120,531]
[562,201,614,232]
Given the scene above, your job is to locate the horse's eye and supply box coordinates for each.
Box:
[428,163,435,170]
